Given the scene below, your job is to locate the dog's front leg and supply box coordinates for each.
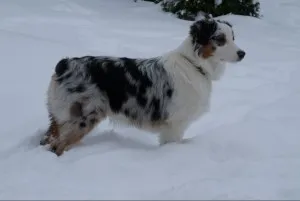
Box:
[159,124,187,145]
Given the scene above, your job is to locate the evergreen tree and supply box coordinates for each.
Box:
[139,0,260,21]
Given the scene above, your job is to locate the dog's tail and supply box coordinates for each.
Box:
[55,58,69,77]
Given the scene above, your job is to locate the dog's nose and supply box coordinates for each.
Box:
[237,50,246,60]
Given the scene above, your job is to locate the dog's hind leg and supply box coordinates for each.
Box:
[49,102,106,156]
[49,120,83,156]
[40,113,59,146]
[49,117,103,156]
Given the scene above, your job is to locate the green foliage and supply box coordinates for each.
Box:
[139,0,260,21]
[215,0,260,18]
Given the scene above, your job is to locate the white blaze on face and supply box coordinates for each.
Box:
[213,22,243,62]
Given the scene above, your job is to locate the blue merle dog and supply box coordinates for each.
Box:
[40,18,245,156]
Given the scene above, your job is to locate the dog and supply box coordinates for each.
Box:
[40,18,245,156]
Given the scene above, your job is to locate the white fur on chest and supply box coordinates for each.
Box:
[164,52,212,124]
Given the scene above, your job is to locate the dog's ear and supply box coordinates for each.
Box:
[189,18,218,59]
[190,18,218,47]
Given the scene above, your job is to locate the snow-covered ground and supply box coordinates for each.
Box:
[1,0,300,199]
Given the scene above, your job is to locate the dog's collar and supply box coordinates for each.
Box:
[180,53,208,78]
[195,65,207,77]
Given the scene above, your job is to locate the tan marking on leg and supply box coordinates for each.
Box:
[49,114,59,139]
[50,116,104,156]
[40,113,60,145]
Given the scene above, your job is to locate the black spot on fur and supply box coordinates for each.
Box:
[149,97,161,122]
[136,82,149,107]
[121,58,152,86]
[122,58,153,106]
[127,83,138,95]
[136,94,147,107]
[190,19,218,49]
[166,89,173,98]
[88,60,128,112]
[162,82,174,99]
[67,84,86,93]
[79,122,86,128]
[87,57,152,113]
[70,102,83,117]
[124,109,130,116]
[55,58,69,77]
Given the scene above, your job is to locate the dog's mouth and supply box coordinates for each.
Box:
[237,57,245,62]
[220,57,244,63]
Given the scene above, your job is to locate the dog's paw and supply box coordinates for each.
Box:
[49,140,67,156]
[180,138,193,144]
[39,133,51,146]
[39,138,48,146]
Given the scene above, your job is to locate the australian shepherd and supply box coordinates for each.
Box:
[40,18,246,156]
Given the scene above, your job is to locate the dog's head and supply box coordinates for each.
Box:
[190,18,245,63]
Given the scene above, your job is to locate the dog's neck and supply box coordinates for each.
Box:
[174,36,226,81]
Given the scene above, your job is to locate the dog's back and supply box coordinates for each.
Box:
[48,56,176,129]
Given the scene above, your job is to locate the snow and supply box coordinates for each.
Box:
[215,0,223,7]
[0,0,300,199]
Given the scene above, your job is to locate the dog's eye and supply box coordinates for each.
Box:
[212,34,226,46]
